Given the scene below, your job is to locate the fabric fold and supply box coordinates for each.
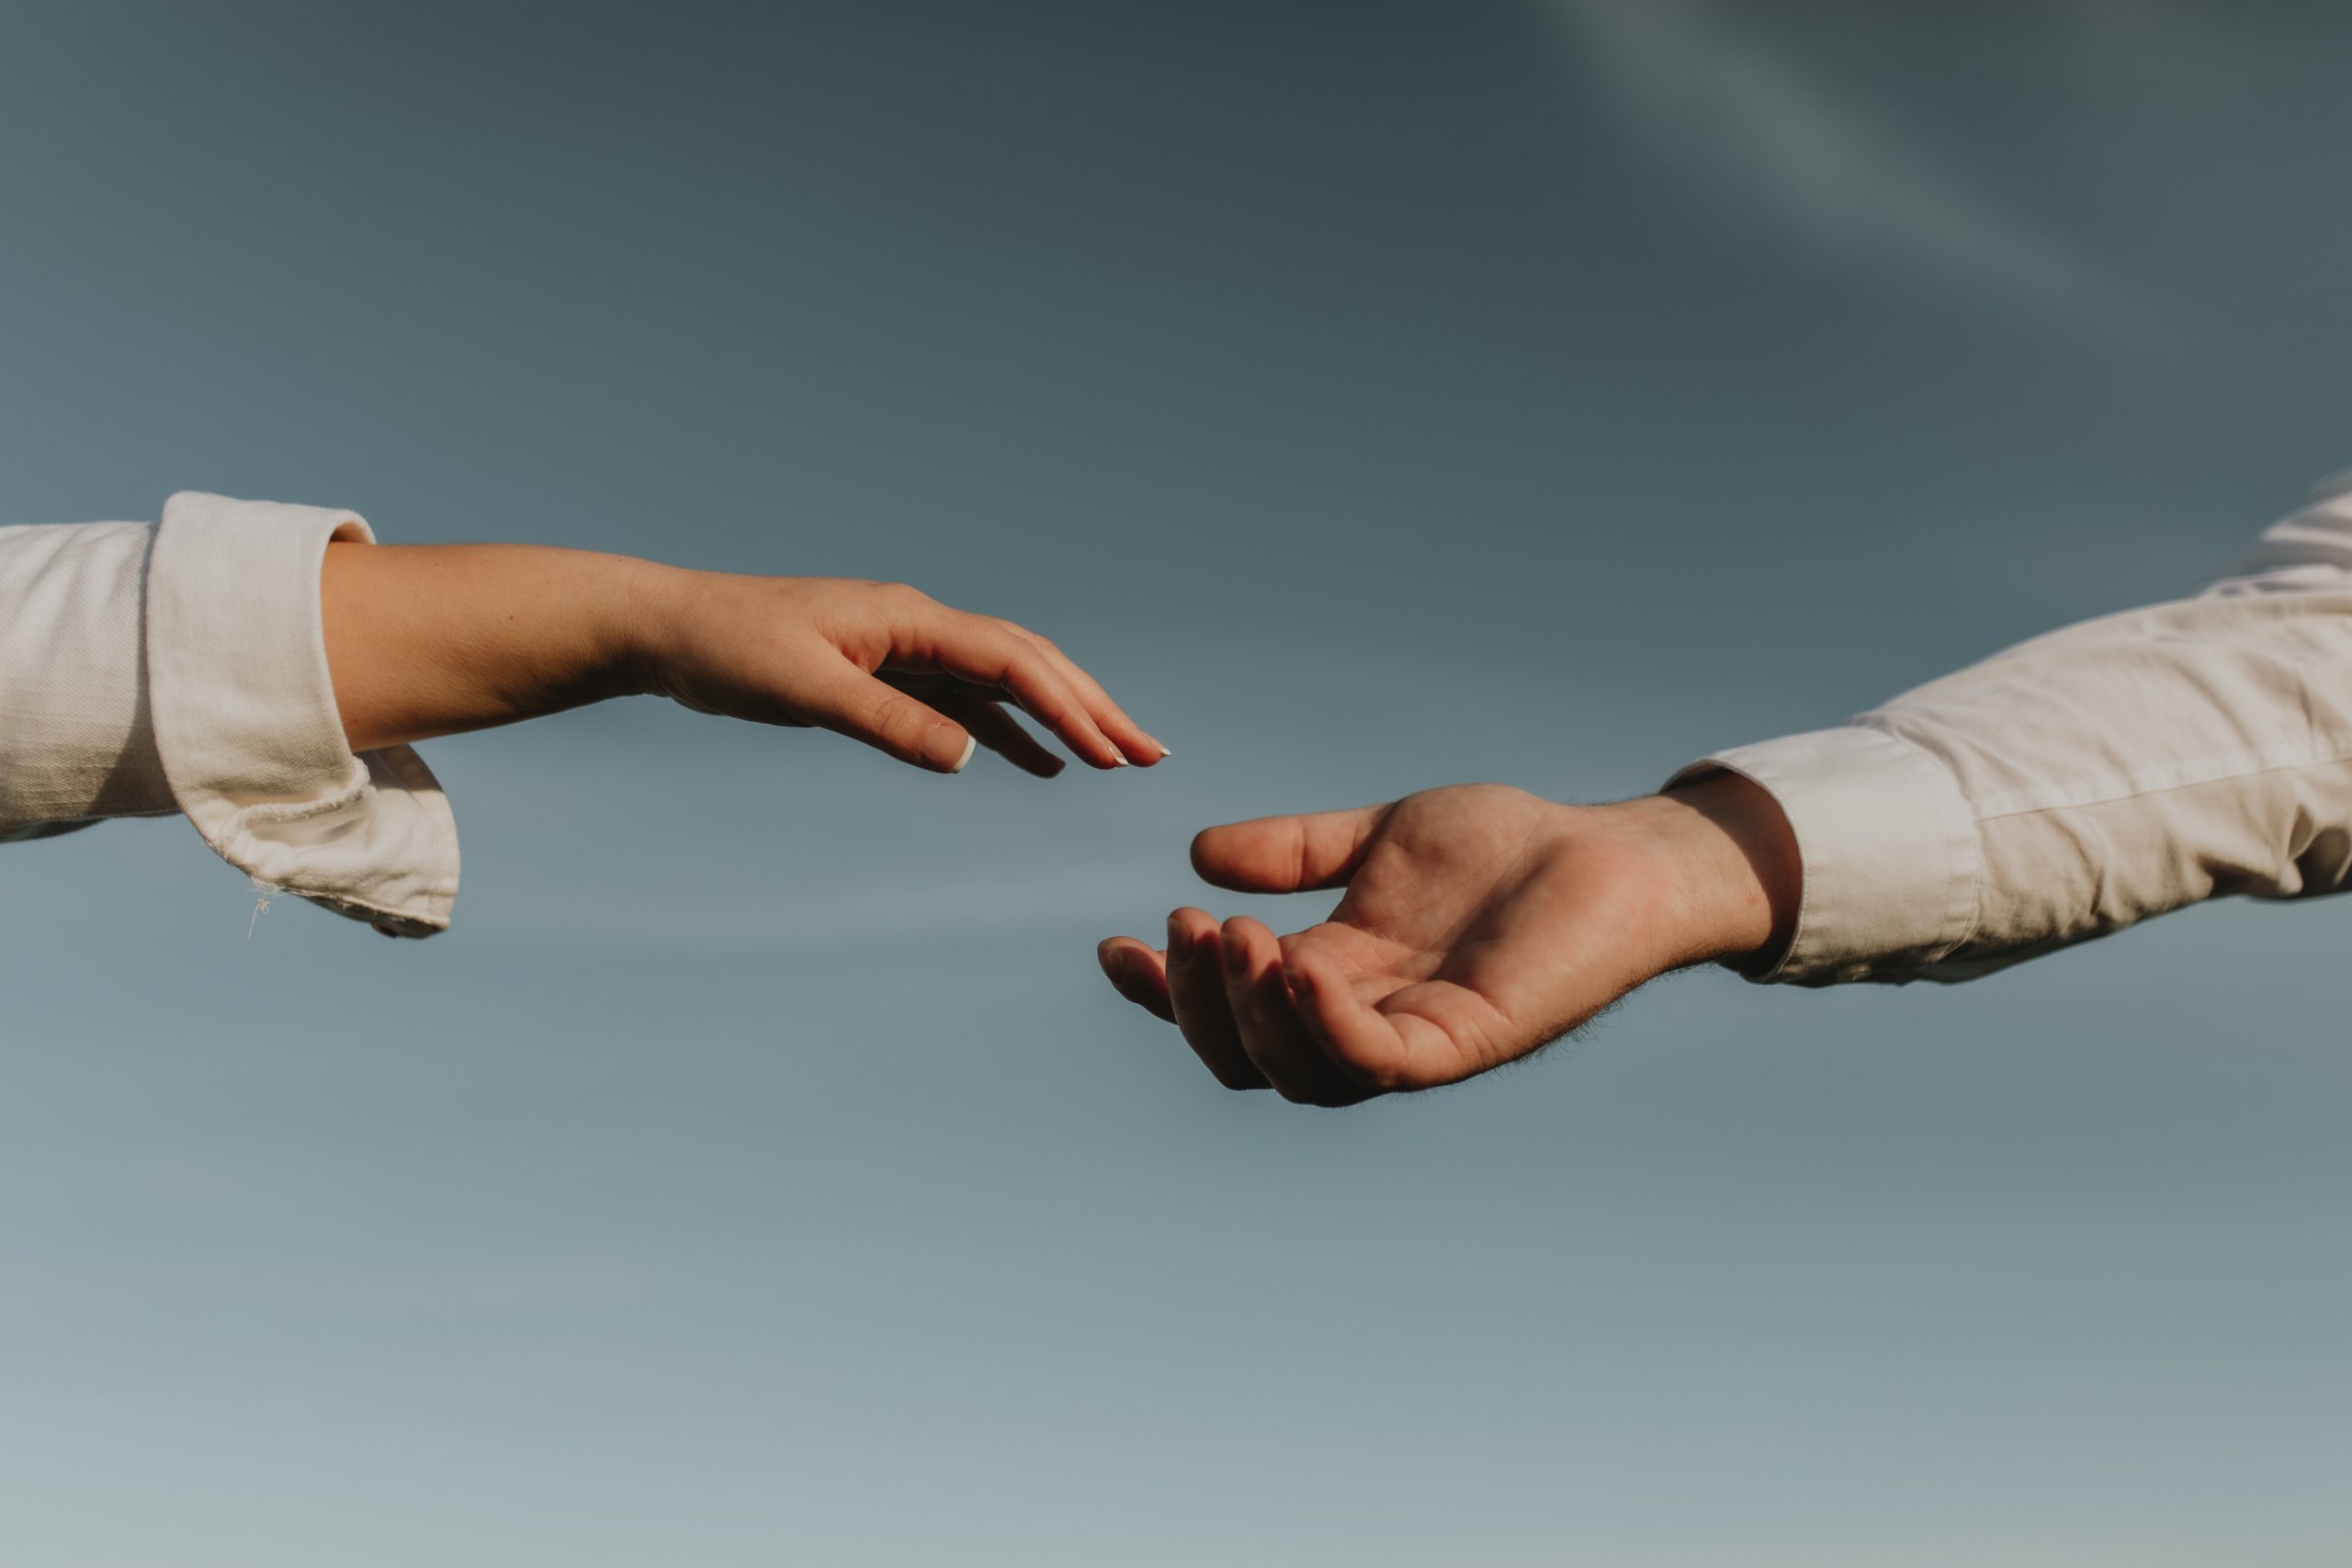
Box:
[1669,725,1981,985]
[145,491,458,936]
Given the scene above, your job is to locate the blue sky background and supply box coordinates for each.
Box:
[5,3,2352,1562]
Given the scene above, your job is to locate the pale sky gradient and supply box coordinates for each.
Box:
[5,5,2352,1563]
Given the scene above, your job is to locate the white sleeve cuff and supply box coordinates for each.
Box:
[1669,725,1981,985]
[146,491,459,937]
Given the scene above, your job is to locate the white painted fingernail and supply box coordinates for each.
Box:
[952,733,977,773]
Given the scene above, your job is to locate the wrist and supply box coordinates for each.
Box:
[606,557,695,701]
[1611,773,1801,968]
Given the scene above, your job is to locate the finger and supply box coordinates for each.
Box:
[946,694,1065,778]
[1165,908,1267,1091]
[897,611,1127,770]
[802,663,976,774]
[1191,804,1390,894]
[1285,948,1416,1093]
[1375,981,1517,1087]
[1097,937,1174,1022]
[1221,918,1374,1107]
[997,621,1169,764]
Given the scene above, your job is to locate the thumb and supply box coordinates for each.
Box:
[1191,803,1389,893]
[803,666,977,774]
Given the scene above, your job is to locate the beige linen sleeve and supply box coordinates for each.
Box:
[1675,474,2352,985]
[1,491,458,936]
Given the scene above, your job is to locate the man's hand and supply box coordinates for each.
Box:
[1096,774,1799,1105]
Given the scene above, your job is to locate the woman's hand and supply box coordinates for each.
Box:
[1096,774,1796,1105]
[628,569,1165,774]
[321,542,1164,774]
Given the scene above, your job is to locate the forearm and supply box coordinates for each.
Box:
[1688,479,2352,986]
[0,522,177,832]
[0,496,460,933]
[319,541,663,752]
[1880,580,2352,979]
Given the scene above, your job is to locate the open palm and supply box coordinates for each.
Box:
[1099,784,1749,1105]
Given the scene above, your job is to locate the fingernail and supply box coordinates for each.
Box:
[922,727,976,773]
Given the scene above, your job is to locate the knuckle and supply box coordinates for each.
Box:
[1010,661,1065,711]
[868,696,932,752]
[999,619,1057,654]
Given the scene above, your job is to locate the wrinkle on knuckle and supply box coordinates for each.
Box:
[851,687,899,733]
[888,704,942,754]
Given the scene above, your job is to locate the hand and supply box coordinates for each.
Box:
[322,542,1163,774]
[630,570,1165,775]
[1096,774,1798,1105]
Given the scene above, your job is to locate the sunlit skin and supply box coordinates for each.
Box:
[319,541,1164,774]
[1098,773,1800,1106]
